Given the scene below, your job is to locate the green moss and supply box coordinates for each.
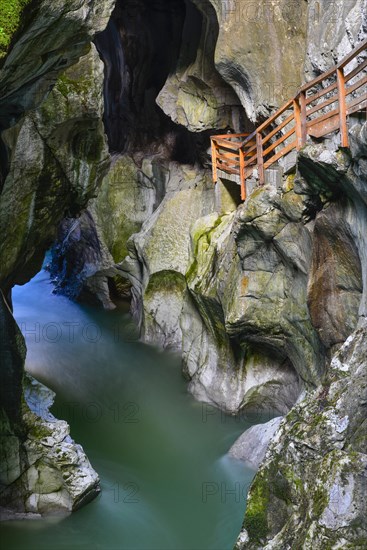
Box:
[24,414,53,440]
[312,485,328,517]
[145,270,187,297]
[283,465,303,494]
[0,0,32,60]
[284,173,296,191]
[186,214,222,284]
[243,473,270,542]
[94,156,142,263]
[57,72,92,100]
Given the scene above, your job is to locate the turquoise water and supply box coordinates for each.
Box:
[1,269,259,550]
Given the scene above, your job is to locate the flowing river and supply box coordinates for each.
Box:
[1,267,263,550]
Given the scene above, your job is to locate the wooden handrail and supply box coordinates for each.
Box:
[256,99,294,135]
[299,38,367,92]
[211,132,251,139]
[338,39,367,69]
[211,38,367,196]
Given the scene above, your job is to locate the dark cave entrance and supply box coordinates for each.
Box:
[94,0,252,165]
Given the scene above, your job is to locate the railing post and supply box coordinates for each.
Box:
[337,67,349,147]
[239,148,246,201]
[211,138,218,183]
[256,132,265,185]
[294,92,307,150]
[293,98,302,150]
[299,91,307,145]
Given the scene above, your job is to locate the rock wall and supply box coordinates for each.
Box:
[305,0,367,78]
[1,44,110,293]
[156,0,244,132]
[0,0,114,131]
[236,319,367,549]
[0,294,100,518]
[202,0,308,120]
[229,117,367,548]
[0,0,115,517]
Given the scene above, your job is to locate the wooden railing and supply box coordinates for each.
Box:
[211,38,367,201]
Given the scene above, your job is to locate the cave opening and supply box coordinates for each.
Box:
[94,0,251,165]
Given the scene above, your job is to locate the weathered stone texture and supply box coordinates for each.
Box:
[0,295,99,518]
[236,320,367,549]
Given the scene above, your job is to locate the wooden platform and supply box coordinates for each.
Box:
[211,38,367,201]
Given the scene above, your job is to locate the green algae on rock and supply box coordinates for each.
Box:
[236,320,367,549]
[0,0,33,60]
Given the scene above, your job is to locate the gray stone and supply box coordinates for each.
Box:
[0,0,115,129]
[0,44,110,292]
[203,0,308,121]
[156,1,241,131]
[279,150,297,175]
[229,417,283,468]
[304,1,366,80]
[264,168,283,188]
[237,320,367,549]
[1,374,100,519]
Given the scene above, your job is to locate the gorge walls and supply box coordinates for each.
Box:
[236,118,367,549]
[0,0,366,545]
[0,0,115,517]
[46,0,366,426]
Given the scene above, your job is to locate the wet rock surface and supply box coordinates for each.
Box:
[0,0,115,131]
[0,0,114,518]
[0,44,110,293]
[0,294,99,519]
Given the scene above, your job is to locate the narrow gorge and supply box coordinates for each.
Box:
[0,1,366,549]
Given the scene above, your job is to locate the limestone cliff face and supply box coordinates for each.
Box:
[156,0,243,132]
[0,292,100,518]
[0,0,115,517]
[234,121,367,549]
[204,0,308,121]
[1,45,110,293]
[236,320,367,549]
[305,0,367,78]
[0,0,114,131]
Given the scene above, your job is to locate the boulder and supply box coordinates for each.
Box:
[229,417,283,468]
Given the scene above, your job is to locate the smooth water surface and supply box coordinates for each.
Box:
[1,269,261,550]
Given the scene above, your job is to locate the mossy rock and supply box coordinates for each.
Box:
[145,270,187,297]
[244,471,270,543]
[0,0,33,60]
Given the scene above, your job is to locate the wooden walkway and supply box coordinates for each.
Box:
[211,38,367,200]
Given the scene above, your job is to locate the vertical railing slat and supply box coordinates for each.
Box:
[211,138,218,183]
[337,67,349,147]
[299,91,307,145]
[256,132,265,185]
[239,148,246,200]
[293,98,302,150]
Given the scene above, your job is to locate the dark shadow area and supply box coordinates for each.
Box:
[94,0,250,165]
[95,0,194,157]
